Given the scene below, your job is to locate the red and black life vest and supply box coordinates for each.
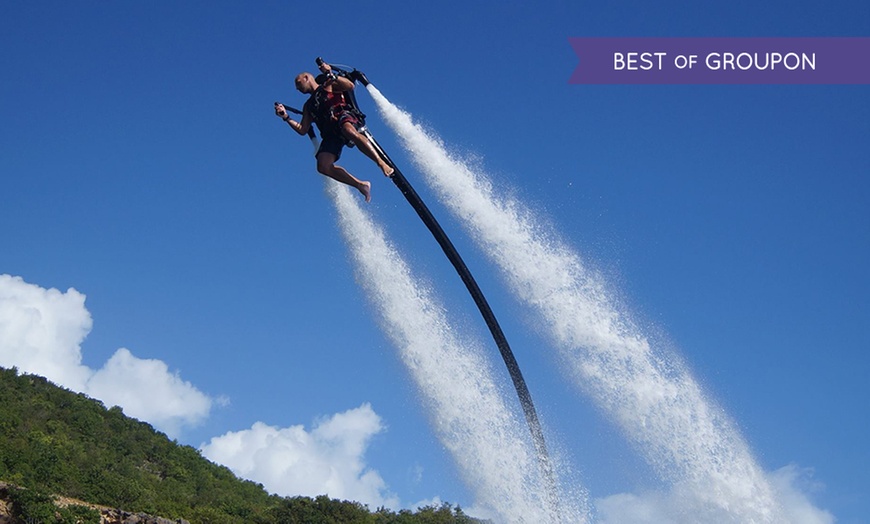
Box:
[306,87,354,134]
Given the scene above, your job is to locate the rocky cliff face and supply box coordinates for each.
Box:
[0,495,11,524]
[97,508,190,524]
[0,482,189,524]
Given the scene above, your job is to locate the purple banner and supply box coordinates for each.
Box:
[568,38,870,84]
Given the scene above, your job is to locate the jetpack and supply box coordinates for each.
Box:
[292,57,561,520]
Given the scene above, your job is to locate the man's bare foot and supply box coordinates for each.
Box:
[359,181,372,202]
[380,163,395,177]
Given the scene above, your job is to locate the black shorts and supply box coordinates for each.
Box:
[317,134,346,161]
[316,111,360,161]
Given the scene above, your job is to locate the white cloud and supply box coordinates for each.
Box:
[0,274,93,391]
[200,403,399,510]
[87,348,213,437]
[595,465,835,524]
[0,274,215,437]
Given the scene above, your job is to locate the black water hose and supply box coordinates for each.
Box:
[360,125,561,521]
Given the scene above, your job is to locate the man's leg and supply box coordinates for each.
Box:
[316,152,372,202]
[341,122,395,177]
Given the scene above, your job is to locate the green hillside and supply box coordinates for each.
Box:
[0,366,482,523]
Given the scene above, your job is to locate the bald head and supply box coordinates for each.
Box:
[294,72,317,94]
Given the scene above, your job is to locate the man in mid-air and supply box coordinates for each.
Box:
[275,61,393,202]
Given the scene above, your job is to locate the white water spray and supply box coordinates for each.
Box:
[326,181,589,523]
[367,85,785,523]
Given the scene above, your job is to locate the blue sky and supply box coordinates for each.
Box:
[1,1,868,522]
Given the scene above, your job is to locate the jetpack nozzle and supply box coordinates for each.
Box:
[352,70,370,86]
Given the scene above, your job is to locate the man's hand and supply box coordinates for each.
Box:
[319,62,338,84]
[275,101,309,135]
[274,102,288,119]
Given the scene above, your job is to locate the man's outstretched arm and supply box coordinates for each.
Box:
[275,103,312,135]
